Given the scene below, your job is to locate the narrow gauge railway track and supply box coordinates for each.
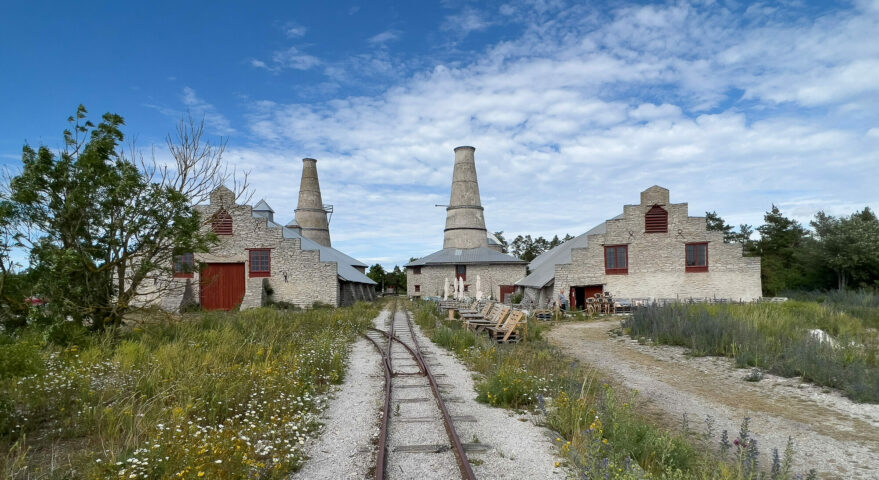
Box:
[361,301,477,480]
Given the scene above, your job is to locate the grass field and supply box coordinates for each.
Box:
[623,296,879,402]
[0,302,380,479]
[411,300,810,479]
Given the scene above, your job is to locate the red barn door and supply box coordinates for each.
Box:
[499,285,517,303]
[200,263,245,311]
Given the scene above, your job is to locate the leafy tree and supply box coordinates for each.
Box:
[492,231,509,253]
[367,264,386,290]
[384,266,406,293]
[755,205,811,295]
[811,208,879,290]
[7,106,242,329]
[705,211,735,242]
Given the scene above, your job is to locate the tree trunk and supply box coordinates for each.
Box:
[837,270,847,290]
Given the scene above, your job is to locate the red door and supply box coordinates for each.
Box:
[200,263,245,311]
[499,285,517,303]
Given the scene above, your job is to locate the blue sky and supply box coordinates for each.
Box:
[2,0,878,269]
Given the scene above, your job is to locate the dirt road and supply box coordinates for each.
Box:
[547,320,879,479]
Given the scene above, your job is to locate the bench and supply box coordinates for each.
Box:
[486,310,526,343]
[466,305,510,332]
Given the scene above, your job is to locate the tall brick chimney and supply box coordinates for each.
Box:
[294,158,332,247]
[443,146,488,249]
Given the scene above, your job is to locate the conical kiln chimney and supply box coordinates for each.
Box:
[295,158,332,247]
[443,146,488,249]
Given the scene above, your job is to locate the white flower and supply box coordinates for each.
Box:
[215,459,222,464]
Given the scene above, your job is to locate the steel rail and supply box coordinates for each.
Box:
[402,309,477,480]
[364,302,476,480]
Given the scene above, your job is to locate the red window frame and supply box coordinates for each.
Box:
[212,209,233,235]
[645,204,668,233]
[455,264,466,281]
[412,266,422,275]
[248,248,271,277]
[604,245,628,275]
[414,285,421,293]
[173,253,194,278]
[685,242,709,272]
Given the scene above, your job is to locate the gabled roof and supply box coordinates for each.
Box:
[515,213,623,288]
[405,247,526,267]
[255,213,375,285]
[253,199,274,212]
[285,218,299,228]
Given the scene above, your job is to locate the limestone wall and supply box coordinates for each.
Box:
[407,263,526,301]
[555,186,762,301]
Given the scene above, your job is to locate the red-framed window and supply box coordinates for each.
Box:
[412,266,422,275]
[604,245,628,274]
[212,209,233,235]
[248,249,271,277]
[173,253,194,278]
[455,264,467,281]
[414,285,421,292]
[686,243,709,272]
[645,205,668,233]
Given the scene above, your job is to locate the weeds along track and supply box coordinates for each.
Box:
[361,300,477,480]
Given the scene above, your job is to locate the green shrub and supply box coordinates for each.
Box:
[43,320,89,346]
[0,342,44,380]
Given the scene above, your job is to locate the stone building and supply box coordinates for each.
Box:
[154,158,375,311]
[406,146,526,301]
[516,186,761,307]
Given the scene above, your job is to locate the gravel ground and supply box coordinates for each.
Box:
[547,319,879,480]
[293,306,567,479]
[291,310,387,480]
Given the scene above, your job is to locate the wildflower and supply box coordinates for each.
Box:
[198,472,205,477]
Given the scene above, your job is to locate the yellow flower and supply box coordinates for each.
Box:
[554,462,560,468]
[602,438,608,444]
[198,473,205,478]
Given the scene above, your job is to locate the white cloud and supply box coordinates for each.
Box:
[272,46,321,70]
[285,23,307,38]
[181,87,235,135]
[368,30,400,45]
[235,1,879,268]
[442,7,492,37]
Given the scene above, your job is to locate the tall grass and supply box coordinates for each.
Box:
[0,301,380,479]
[624,302,879,402]
[785,289,879,329]
[411,301,806,479]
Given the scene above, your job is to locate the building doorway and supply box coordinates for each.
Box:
[200,263,246,310]
[572,285,603,310]
[499,285,516,303]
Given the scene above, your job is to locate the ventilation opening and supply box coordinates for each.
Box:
[645,204,668,233]
[212,209,233,235]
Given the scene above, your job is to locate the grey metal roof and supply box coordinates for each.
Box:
[405,247,526,267]
[285,218,299,227]
[281,227,375,284]
[253,199,274,212]
[251,211,374,285]
[486,232,502,246]
[515,214,622,288]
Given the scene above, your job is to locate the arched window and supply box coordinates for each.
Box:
[212,209,233,235]
[645,205,668,233]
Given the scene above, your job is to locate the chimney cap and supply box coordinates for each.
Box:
[454,145,475,152]
[302,157,318,162]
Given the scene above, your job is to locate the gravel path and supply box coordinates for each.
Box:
[547,320,879,480]
[293,306,567,479]
[292,310,387,480]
